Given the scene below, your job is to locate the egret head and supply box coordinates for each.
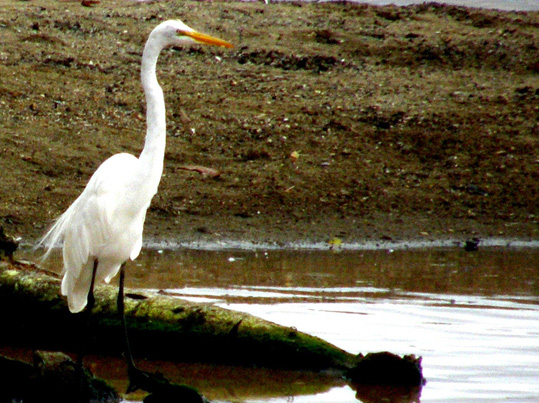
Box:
[152,19,233,49]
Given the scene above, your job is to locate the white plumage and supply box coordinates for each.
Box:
[41,153,148,312]
[39,20,233,313]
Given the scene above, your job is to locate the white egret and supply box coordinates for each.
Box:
[38,19,233,392]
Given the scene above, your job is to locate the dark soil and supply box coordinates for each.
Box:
[0,0,537,246]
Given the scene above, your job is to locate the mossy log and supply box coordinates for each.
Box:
[0,262,355,372]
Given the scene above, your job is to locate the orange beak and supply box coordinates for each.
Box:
[179,30,233,48]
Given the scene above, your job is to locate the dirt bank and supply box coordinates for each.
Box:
[0,0,537,246]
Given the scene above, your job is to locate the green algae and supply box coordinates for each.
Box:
[0,264,354,371]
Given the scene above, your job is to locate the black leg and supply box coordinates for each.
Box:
[118,263,137,371]
[118,263,151,394]
[76,259,98,403]
[118,263,206,402]
[77,259,98,368]
[87,260,98,313]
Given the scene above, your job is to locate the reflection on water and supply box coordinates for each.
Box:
[17,245,539,402]
[352,383,423,403]
[127,247,539,297]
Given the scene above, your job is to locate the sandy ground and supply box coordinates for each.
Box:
[0,0,537,247]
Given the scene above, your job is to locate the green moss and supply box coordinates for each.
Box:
[0,264,354,371]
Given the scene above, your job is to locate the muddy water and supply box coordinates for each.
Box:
[18,245,539,402]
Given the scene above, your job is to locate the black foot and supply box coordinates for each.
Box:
[127,366,207,403]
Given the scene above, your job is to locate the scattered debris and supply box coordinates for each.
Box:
[81,0,100,7]
[465,238,480,251]
[328,237,342,250]
[178,165,221,178]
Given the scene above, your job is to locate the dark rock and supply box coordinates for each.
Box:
[0,227,18,261]
[127,367,210,403]
[347,351,426,386]
[465,238,480,251]
[0,351,119,403]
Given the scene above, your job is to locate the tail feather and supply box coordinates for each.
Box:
[61,259,94,313]
[35,200,80,265]
[36,199,98,313]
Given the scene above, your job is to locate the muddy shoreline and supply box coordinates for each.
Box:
[0,0,537,247]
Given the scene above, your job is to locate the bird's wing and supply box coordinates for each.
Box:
[39,152,142,272]
[43,152,148,313]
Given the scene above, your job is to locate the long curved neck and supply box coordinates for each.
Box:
[138,37,167,189]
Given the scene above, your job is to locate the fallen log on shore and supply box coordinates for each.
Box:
[0,260,425,402]
[0,261,354,371]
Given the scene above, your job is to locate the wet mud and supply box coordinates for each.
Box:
[0,0,537,245]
